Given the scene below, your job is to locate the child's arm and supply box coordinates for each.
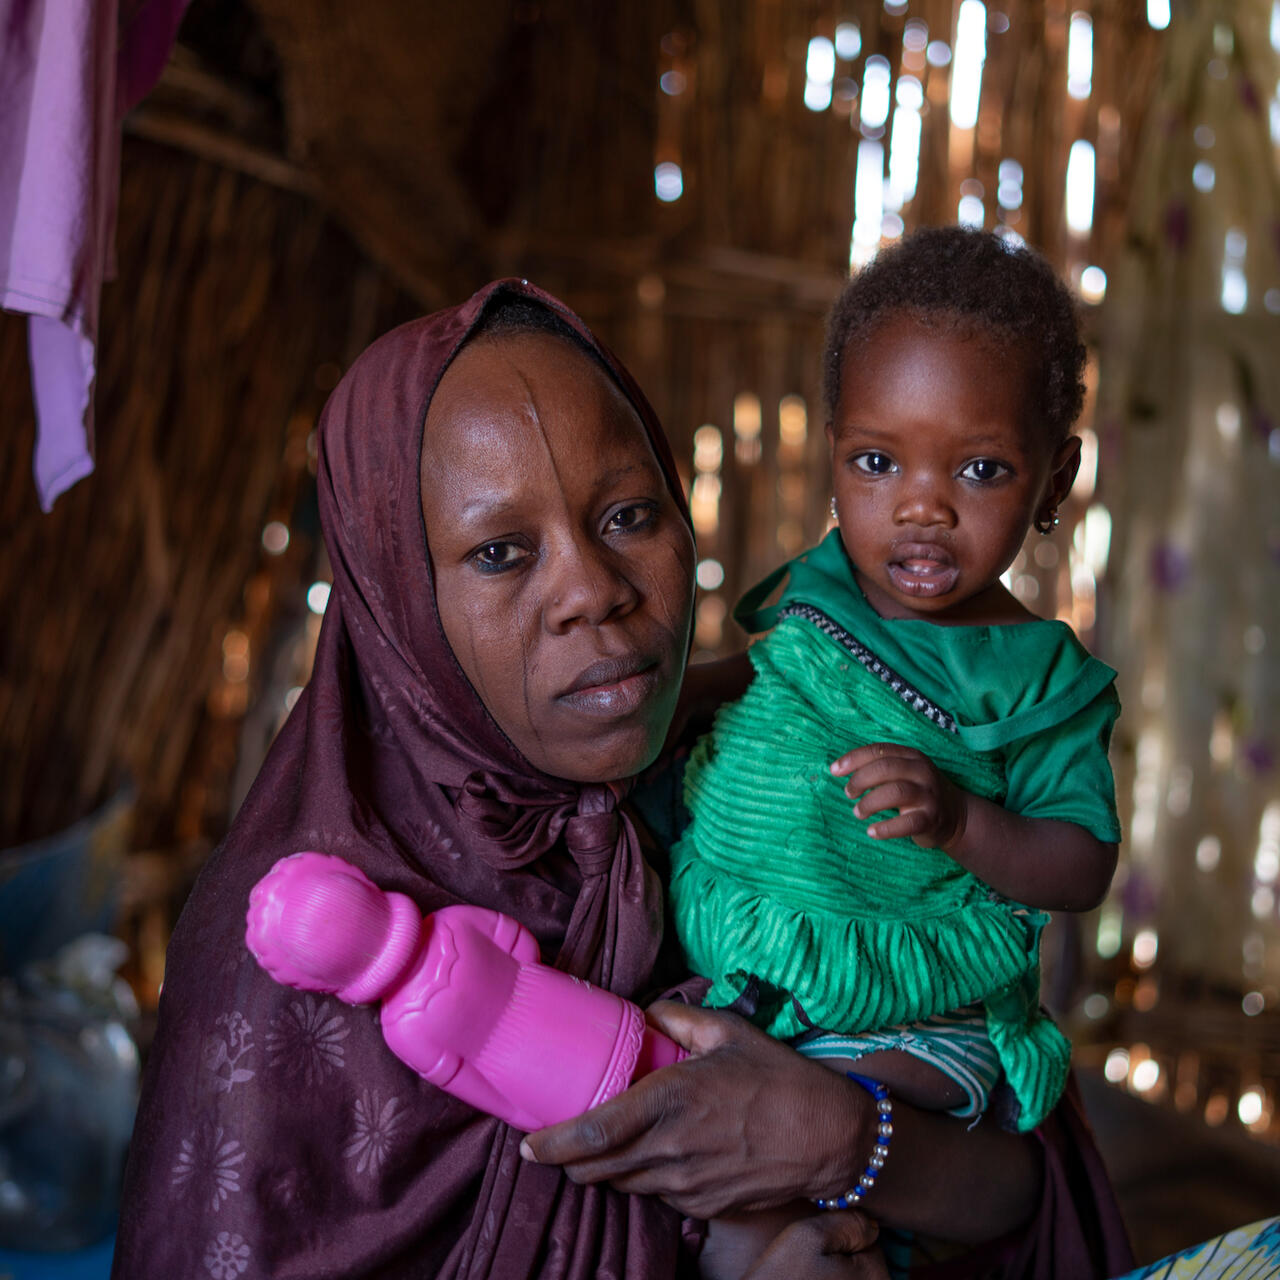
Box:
[830,743,1117,913]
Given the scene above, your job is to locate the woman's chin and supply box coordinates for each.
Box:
[532,712,674,785]
[516,660,686,783]
[552,732,670,778]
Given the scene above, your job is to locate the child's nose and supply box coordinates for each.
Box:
[894,478,956,528]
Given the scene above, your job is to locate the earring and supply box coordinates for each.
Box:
[830,496,839,523]
[1035,509,1061,536]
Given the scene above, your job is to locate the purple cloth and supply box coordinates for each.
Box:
[917,1073,1134,1279]
[0,0,186,511]
[111,281,696,1279]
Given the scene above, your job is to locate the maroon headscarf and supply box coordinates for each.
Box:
[112,281,696,1279]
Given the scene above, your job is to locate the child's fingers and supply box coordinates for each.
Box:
[742,1210,884,1278]
[829,742,921,777]
[840,756,932,803]
[863,810,931,842]
[849,780,919,821]
[842,764,905,801]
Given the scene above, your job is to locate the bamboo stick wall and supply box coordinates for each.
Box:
[1,0,1165,964]
[0,140,408,854]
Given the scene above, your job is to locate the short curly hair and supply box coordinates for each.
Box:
[823,227,1086,446]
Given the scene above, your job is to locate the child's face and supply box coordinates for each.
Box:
[827,312,1080,624]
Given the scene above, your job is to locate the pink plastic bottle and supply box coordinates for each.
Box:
[245,851,686,1132]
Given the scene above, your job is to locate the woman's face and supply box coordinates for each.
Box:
[421,330,695,783]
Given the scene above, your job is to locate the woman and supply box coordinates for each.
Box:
[111,280,1130,1279]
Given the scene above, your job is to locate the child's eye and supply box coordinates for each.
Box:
[853,452,896,475]
[960,458,1009,483]
[471,541,528,573]
[605,502,658,533]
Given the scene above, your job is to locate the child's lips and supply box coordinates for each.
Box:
[887,544,959,596]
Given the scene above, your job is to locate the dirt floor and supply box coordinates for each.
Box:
[1079,1070,1280,1266]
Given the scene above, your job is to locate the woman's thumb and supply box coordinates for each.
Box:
[644,999,735,1055]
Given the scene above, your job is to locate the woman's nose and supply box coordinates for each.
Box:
[893,475,956,528]
[544,536,639,632]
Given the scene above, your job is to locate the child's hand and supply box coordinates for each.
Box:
[742,1212,887,1279]
[830,743,968,851]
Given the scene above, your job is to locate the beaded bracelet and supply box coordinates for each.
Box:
[813,1072,893,1210]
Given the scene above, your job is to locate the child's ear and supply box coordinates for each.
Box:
[1045,435,1083,510]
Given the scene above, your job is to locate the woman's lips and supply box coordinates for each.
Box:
[558,654,661,717]
[886,543,959,597]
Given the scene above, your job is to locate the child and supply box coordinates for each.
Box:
[668,227,1121,1271]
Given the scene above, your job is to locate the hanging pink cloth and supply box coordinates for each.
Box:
[0,0,187,511]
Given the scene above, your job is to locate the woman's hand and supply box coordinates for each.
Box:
[830,742,969,850]
[522,1000,1044,1243]
[743,1213,888,1280]
[520,1001,869,1220]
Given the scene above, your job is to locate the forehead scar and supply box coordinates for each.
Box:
[511,359,654,518]
[459,495,522,523]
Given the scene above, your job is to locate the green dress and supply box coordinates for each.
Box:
[668,531,1120,1132]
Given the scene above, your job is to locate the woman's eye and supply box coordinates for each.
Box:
[853,452,895,475]
[472,541,527,573]
[960,458,1009,483]
[605,502,657,533]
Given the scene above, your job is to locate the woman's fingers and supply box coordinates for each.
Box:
[520,1003,738,1168]
[643,999,739,1054]
[743,1212,888,1279]
[523,1006,876,1219]
[524,1048,743,1213]
[520,1070,673,1168]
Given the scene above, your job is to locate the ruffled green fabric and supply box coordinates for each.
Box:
[669,612,1070,1131]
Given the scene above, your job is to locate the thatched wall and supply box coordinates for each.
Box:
[0,139,409,856]
[0,0,1166,971]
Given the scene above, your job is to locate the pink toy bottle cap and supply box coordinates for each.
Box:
[245,852,423,1005]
